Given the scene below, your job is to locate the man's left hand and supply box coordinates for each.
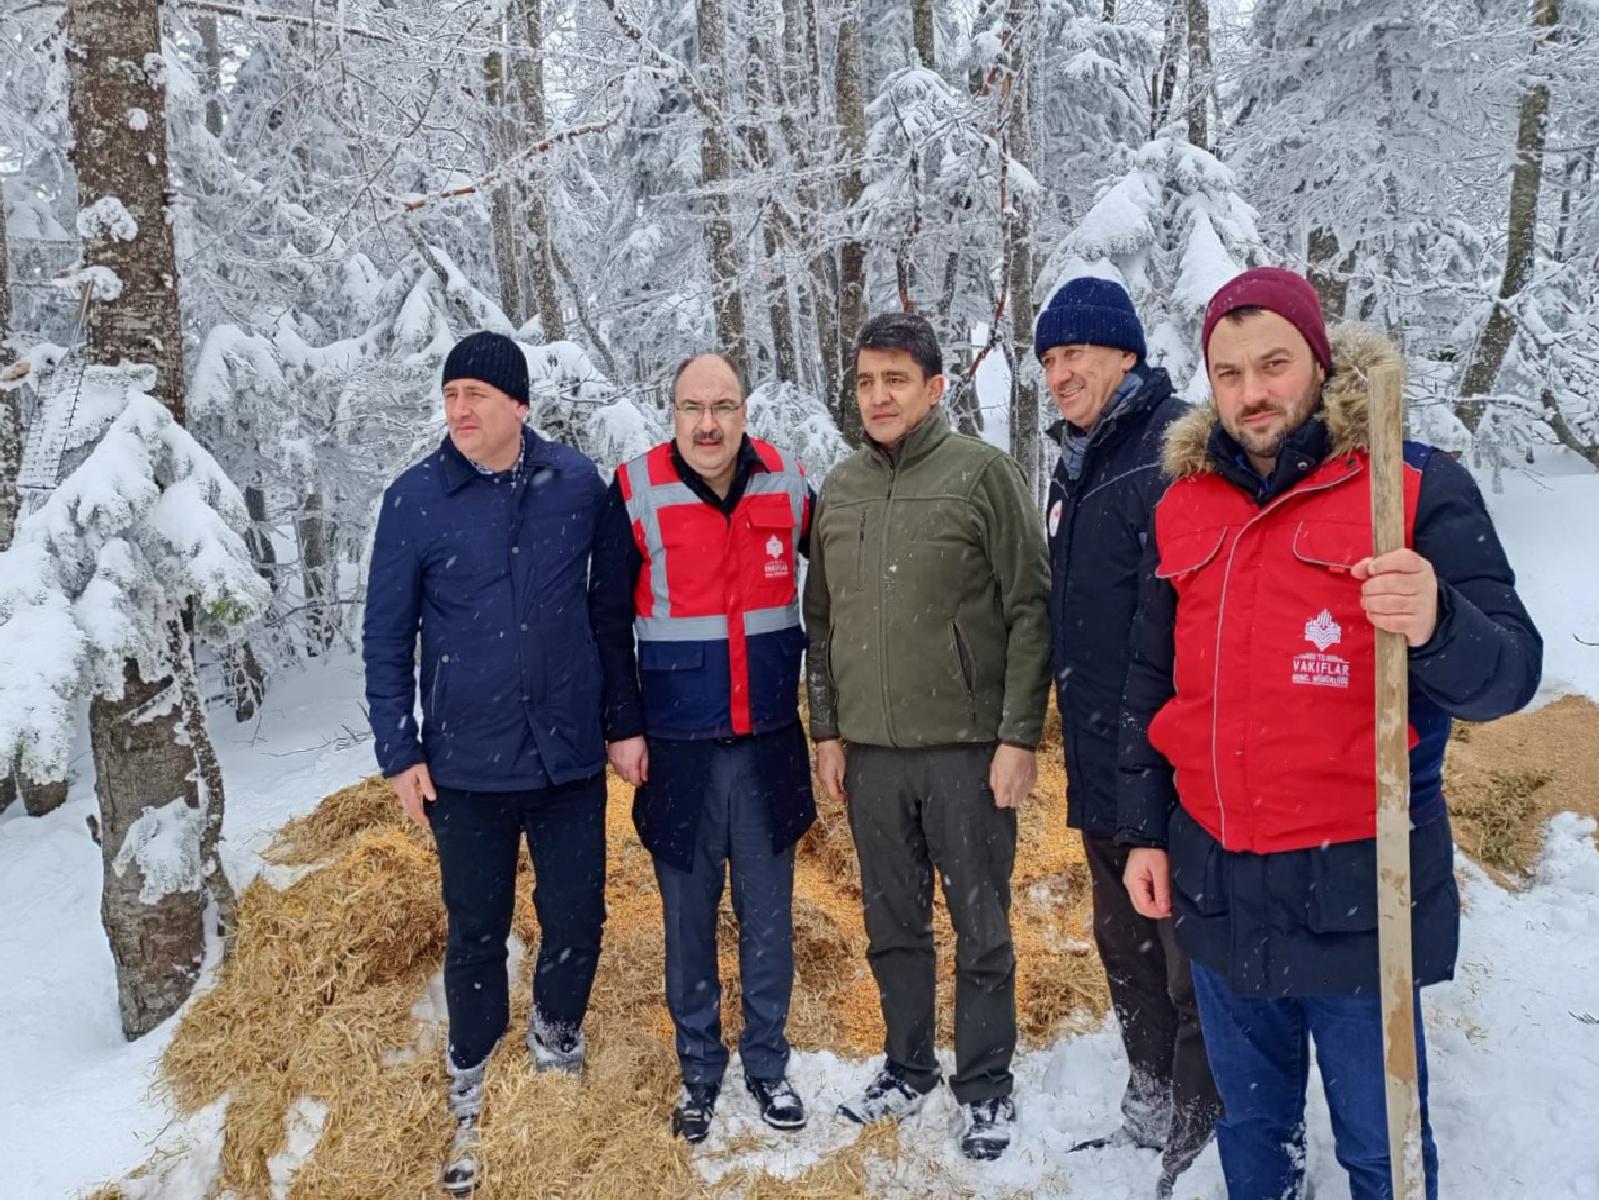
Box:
[1352,549,1439,648]
[989,743,1037,810]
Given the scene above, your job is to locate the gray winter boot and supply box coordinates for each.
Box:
[527,1008,586,1075]
[443,1056,486,1196]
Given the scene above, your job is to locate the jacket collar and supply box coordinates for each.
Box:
[1045,364,1173,448]
[866,404,951,470]
[1160,323,1400,492]
[438,426,551,494]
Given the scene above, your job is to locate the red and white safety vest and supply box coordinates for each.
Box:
[618,439,811,739]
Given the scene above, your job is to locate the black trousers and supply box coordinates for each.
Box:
[846,743,1018,1104]
[428,774,607,1070]
[1083,831,1221,1175]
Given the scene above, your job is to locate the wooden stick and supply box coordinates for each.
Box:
[1368,357,1426,1200]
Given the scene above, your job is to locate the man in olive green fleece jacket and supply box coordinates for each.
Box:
[804,312,1051,1162]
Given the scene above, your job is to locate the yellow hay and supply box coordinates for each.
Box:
[137,708,1105,1199]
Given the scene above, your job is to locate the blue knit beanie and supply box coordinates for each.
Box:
[442,331,530,406]
[1034,277,1147,362]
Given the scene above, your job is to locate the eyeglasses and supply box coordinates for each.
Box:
[675,400,744,420]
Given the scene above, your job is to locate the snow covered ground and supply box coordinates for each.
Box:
[2,458,1596,1199]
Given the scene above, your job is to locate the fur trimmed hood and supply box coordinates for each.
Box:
[1162,324,1404,479]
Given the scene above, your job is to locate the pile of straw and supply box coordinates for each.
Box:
[107,714,1104,1199]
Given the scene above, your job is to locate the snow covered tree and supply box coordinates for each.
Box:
[45,0,260,1037]
[1038,137,1266,395]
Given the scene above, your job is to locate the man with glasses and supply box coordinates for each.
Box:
[590,352,817,1144]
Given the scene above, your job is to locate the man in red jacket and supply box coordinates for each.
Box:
[1118,268,1542,1200]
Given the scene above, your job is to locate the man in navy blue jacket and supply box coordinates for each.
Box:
[1037,277,1219,1194]
[362,330,608,1196]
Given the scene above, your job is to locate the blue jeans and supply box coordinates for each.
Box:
[1191,962,1439,1200]
[653,738,795,1086]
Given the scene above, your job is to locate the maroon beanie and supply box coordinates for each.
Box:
[1201,266,1333,374]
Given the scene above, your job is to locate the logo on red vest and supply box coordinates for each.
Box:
[1292,609,1350,688]
[763,534,790,579]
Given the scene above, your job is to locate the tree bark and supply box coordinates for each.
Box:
[1184,0,1212,151]
[296,488,336,653]
[197,13,225,138]
[1003,0,1040,498]
[1456,0,1560,430]
[68,0,214,1037]
[484,49,527,327]
[835,3,869,445]
[90,665,206,1039]
[170,619,237,943]
[745,30,799,383]
[1307,225,1354,319]
[1150,0,1183,139]
[513,0,568,343]
[694,0,751,383]
[912,0,935,67]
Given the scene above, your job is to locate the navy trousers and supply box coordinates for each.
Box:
[428,774,607,1070]
[652,738,795,1087]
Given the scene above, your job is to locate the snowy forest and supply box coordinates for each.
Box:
[2,0,1599,1196]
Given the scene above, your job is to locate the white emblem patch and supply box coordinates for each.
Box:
[1047,499,1063,537]
[1292,609,1350,688]
[763,533,790,579]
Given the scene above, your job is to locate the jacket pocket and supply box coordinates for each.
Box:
[426,654,453,730]
[852,508,868,591]
[1305,839,1378,933]
[638,642,706,672]
[1155,528,1227,580]
[951,621,977,714]
[1168,807,1228,916]
[1291,520,1369,573]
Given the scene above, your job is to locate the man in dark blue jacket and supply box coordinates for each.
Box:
[589,352,816,1146]
[1037,277,1219,1194]
[1119,269,1543,1200]
[362,330,608,1196]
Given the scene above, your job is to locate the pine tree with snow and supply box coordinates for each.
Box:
[1038,137,1266,395]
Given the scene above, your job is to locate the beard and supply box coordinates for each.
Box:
[1221,381,1320,462]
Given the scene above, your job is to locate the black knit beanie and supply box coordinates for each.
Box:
[441,331,530,407]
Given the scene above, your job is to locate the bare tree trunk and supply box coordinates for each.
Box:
[745,31,799,383]
[1456,0,1560,431]
[1307,226,1354,319]
[296,489,336,653]
[484,49,526,327]
[1150,0,1183,138]
[912,0,935,67]
[197,13,225,138]
[513,0,568,343]
[1184,0,1212,151]
[0,188,17,552]
[549,241,620,378]
[696,0,751,383]
[169,619,237,942]
[1103,0,1117,18]
[836,4,869,445]
[1003,0,1040,498]
[90,664,205,1037]
[68,0,215,1037]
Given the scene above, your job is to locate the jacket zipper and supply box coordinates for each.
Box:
[879,463,897,745]
[1209,462,1361,848]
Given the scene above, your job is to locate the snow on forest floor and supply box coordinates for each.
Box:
[1,455,1597,1200]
